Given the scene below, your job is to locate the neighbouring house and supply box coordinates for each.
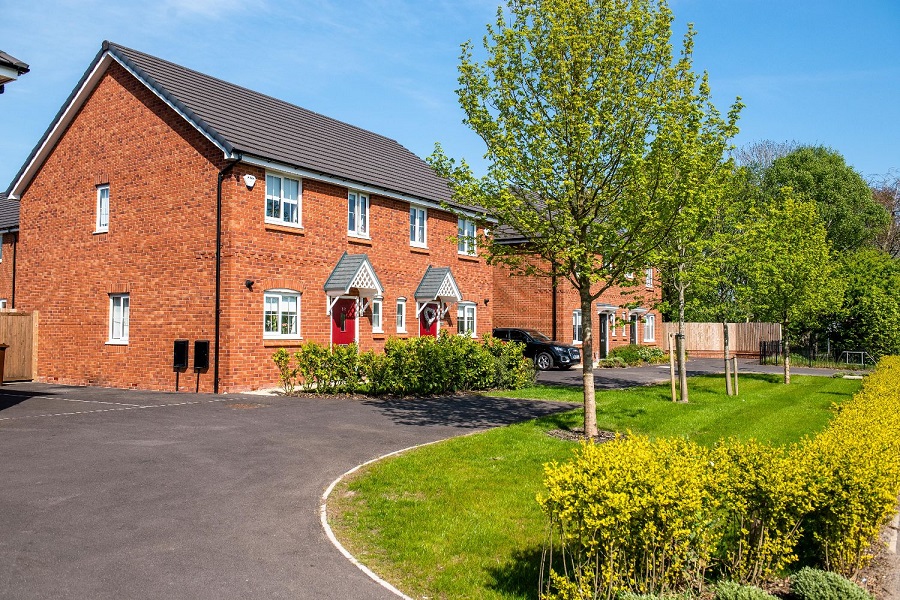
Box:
[0,193,18,308]
[0,50,30,94]
[6,41,493,393]
[492,245,662,360]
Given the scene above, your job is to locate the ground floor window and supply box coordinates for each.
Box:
[396,298,406,333]
[609,313,616,337]
[371,298,383,333]
[643,314,655,342]
[108,293,129,344]
[457,302,476,337]
[573,309,582,343]
[264,290,300,339]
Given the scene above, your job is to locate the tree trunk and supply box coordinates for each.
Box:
[723,321,733,396]
[677,275,689,403]
[783,320,791,385]
[580,291,598,438]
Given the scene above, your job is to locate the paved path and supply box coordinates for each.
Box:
[0,383,570,599]
[537,357,851,388]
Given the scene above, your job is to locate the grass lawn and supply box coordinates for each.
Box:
[328,374,862,600]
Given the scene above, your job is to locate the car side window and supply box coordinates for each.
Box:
[510,331,525,342]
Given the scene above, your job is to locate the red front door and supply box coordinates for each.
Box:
[332,298,357,345]
[419,302,439,337]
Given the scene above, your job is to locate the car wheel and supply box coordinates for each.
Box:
[535,352,554,371]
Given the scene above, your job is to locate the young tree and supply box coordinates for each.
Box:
[431,0,740,435]
[763,147,890,252]
[740,193,842,383]
[871,173,900,259]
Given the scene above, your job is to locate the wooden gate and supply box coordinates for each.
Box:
[0,311,37,381]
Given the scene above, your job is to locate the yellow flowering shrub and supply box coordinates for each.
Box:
[540,356,900,597]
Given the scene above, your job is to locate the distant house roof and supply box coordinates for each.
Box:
[0,51,30,93]
[0,193,19,232]
[8,41,477,216]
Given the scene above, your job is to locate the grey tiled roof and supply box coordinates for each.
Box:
[105,42,463,209]
[323,252,383,294]
[0,193,19,231]
[415,266,459,301]
[0,51,29,74]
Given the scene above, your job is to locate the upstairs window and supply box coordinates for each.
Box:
[645,268,654,288]
[348,191,369,237]
[409,206,427,247]
[96,185,109,233]
[458,218,476,255]
[457,302,476,337]
[266,174,301,226]
[108,293,129,344]
[264,290,300,339]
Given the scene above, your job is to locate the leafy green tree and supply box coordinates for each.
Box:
[740,193,842,383]
[832,248,900,360]
[763,147,890,252]
[431,0,740,436]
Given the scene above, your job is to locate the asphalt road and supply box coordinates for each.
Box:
[0,384,570,600]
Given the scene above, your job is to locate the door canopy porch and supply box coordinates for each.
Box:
[414,266,462,318]
[596,303,618,315]
[324,252,384,314]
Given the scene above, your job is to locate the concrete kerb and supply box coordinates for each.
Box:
[319,431,483,600]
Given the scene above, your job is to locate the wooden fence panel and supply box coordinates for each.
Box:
[659,322,781,357]
[0,311,36,381]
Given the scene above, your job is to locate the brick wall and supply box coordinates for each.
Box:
[493,260,663,361]
[0,233,17,307]
[15,61,494,393]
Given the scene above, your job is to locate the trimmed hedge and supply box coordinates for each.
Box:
[539,356,900,598]
[789,567,873,600]
[273,332,535,396]
[607,344,667,366]
[714,581,777,600]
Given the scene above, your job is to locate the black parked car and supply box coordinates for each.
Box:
[492,327,582,371]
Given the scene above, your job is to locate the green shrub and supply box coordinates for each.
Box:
[608,344,667,365]
[272,347,297,394]
[789,567,872,600]
[714,581,776,600]
[598,357,627,368]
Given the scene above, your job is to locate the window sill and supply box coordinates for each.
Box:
[93,230,109,236]
[410,246,430,255]
[265,222,304,235]
[105,340,128,346]
[263,338,304,347]
[348,236,373,247]
[457,253,479,263]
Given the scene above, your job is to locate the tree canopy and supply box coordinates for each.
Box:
[431,0,741,434]
[763,146,890,252]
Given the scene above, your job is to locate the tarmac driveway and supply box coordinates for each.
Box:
[0,383,570,600]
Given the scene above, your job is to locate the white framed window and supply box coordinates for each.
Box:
[644,314,656,342]
[458,218,476,255]
[573,309,582,344]
[348,190,369,237]
[645,268,653,288]
[457,302,477,337]
[96,185,110,233]
[396,298,407,333]
[371,298,383,333]
[621,311,628,337]
[0,299,7,309]
[609,313,616,337]
[409,206,427,247]
[263,289,300,339]
[625,272,635,280]
[265,173,301,227]
[108,293,129,344]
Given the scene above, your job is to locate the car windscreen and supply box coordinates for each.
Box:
[522,329,551,342]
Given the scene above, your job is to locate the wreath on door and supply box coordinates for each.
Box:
[423,306,438,327]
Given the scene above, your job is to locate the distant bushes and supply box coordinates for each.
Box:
[272,332,534,396]
[539,356,900,599]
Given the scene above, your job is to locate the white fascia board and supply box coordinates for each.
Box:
[0,65,19,85]
[8,54,115,199]
[9,51,231,200]
[240,154,488,220]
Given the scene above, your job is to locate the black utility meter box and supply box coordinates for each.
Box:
[194,340,210,371]
[173,340,189,370]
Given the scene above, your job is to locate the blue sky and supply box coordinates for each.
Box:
[1,0,898,190]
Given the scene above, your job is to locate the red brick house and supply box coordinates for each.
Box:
[0,194,18,308]
[6,42,493,393]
